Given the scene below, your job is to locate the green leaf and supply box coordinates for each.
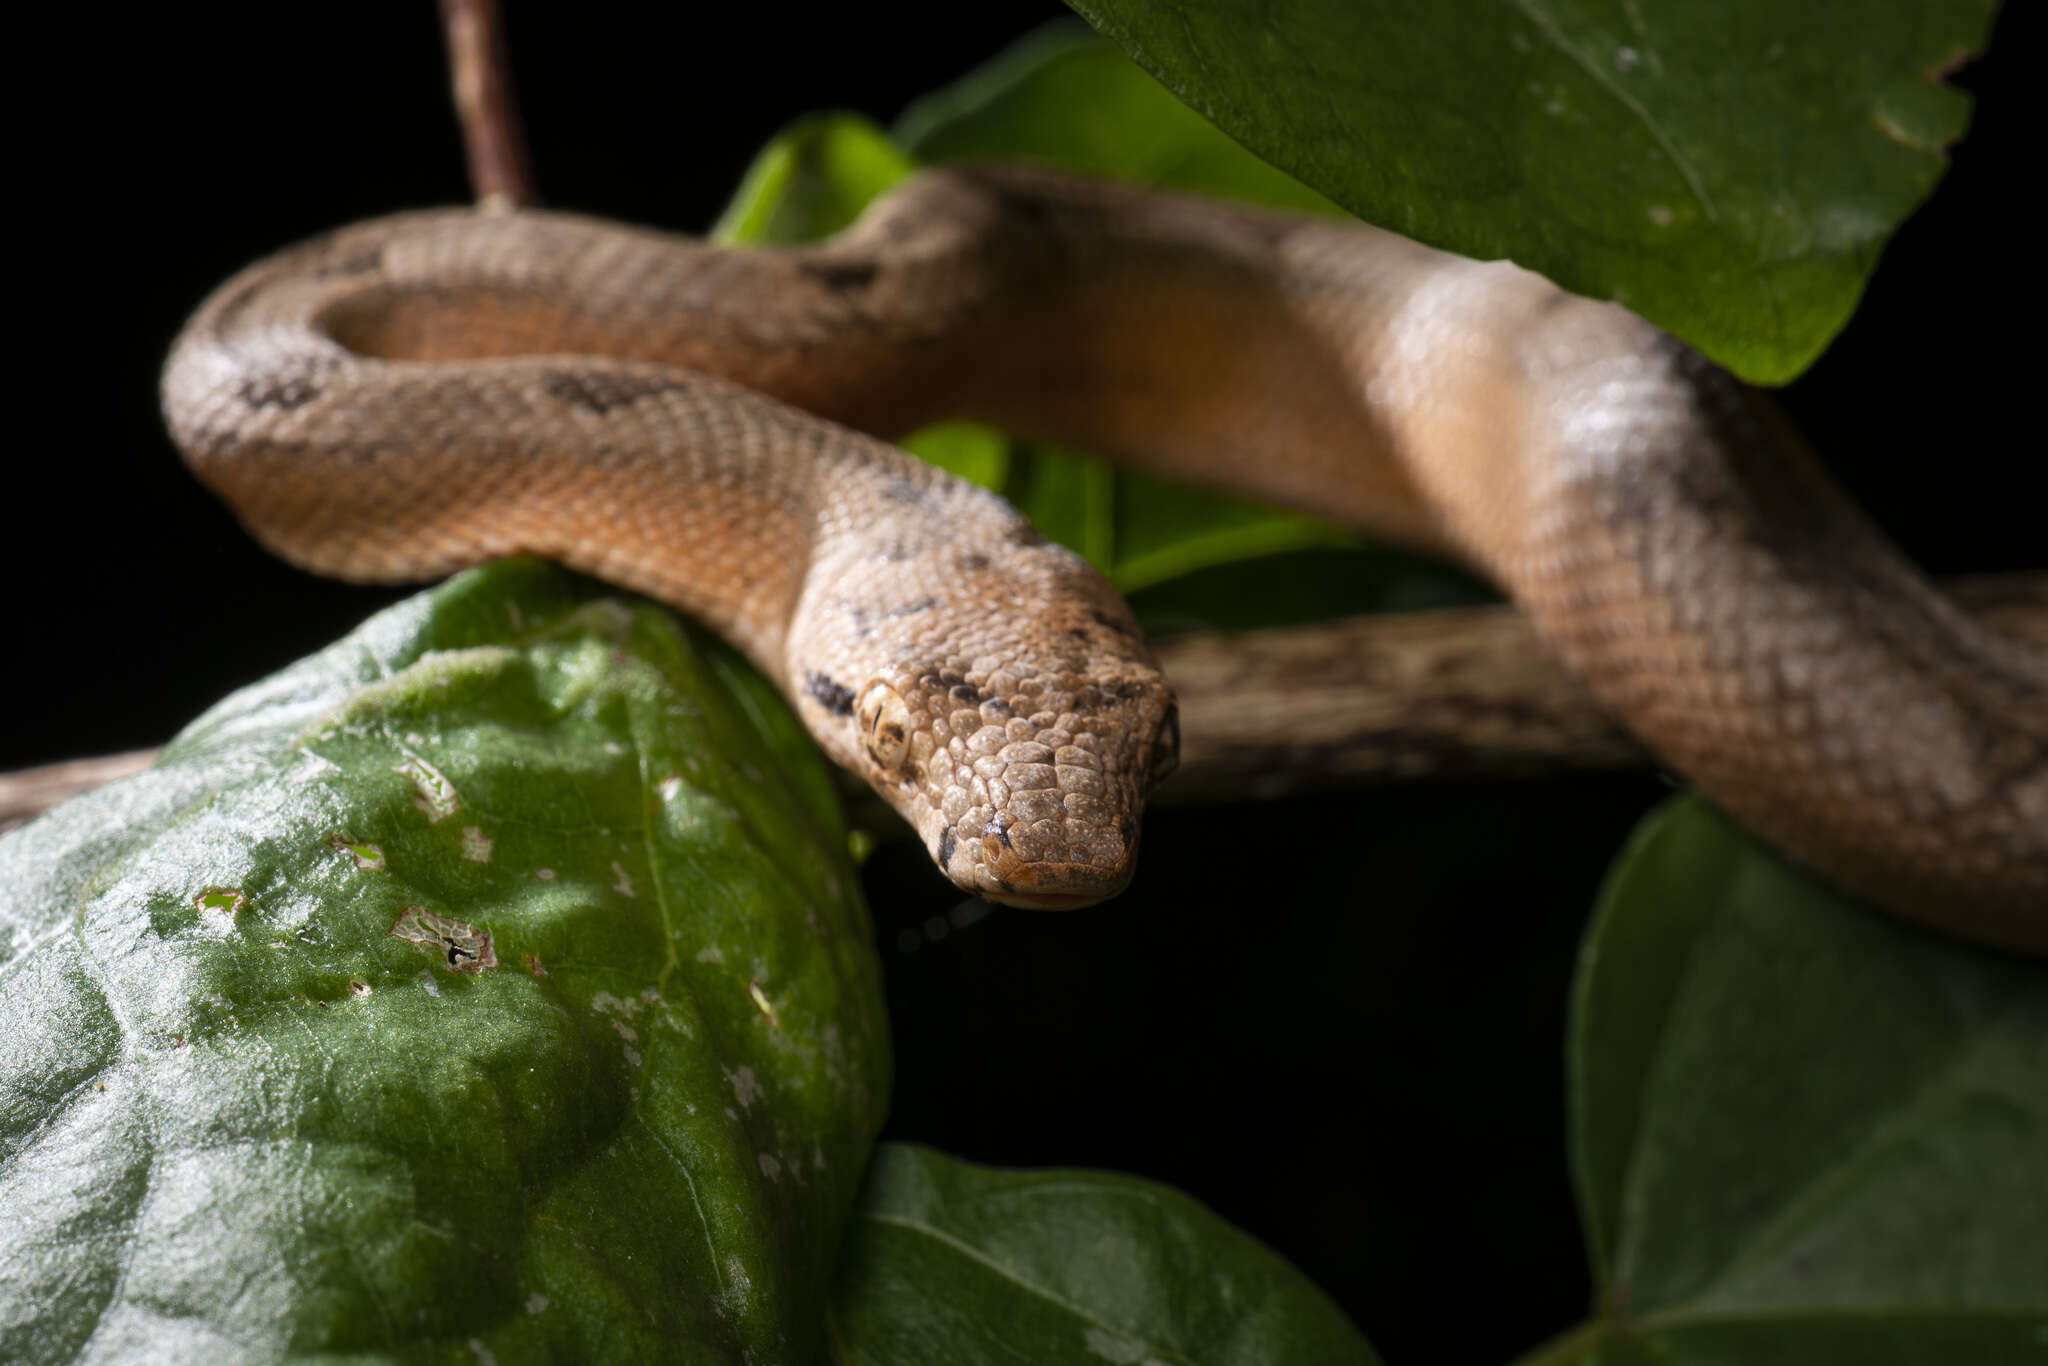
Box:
[1064,0,1995,384]
[0,560,890,1363]
[712,111,915,247]
[896,21,1340,217]
[1538,795,2048,1364]
[826,1143,1381,1365]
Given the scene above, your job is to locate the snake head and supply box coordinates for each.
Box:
[791,527,1177,909]
[848,656,1177,909]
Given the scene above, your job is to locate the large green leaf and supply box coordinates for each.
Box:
[1065,0,1994,384]
[0,561,890,1363]
[711,112,916,248]
[1535,796,2048,1364]
[826,1143,1380,1365]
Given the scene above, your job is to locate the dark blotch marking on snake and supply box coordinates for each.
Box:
[959,552,990,572]
[880,478,932,508]
[937,828,958,868]
[801,259,880,292]
[804,671,857,717]
[1089,609,1135,638]
[314,246,385,278]
[543,369,691,417]
[236,376,322,411]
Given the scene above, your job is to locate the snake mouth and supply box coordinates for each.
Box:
[981,889,1102,911]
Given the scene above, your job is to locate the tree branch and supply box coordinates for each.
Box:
[5,573,2040,828]
[1151,571,2047,800]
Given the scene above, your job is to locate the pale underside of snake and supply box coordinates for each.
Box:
[161,165,2048,953]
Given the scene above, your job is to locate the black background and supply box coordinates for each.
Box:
[8,2,2039,1361]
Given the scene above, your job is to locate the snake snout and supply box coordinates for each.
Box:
[928,684,1175,911]
[944,822,1140,912]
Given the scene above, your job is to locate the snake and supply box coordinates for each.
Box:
[161,165,2048,953]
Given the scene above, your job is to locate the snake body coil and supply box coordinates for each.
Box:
[163,167,2048,950]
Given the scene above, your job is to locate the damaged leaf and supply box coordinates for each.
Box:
[0,559,889,1363]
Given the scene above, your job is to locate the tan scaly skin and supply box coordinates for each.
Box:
[162,166,2048,951]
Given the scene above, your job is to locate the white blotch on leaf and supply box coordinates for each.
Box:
[328,833,386,870]
[390,906,497,973]
[193,887,245,919]
[611,860,634,897]
[535,868,555,881]
[288,748,337,784]
[695,944,725,964]
[724,1064,763,1108]
[758,1153,781,1181]
[460,826,493,862]
[393,755,459,822]
[719,1258,752,1315]
[1083,1327,1162,1365]
[418,971,441,998]
[524,1293,548,1314]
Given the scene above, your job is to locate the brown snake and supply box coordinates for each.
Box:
[162,166,2048,952]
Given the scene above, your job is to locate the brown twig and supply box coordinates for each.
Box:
[5,574,2042,829]
[438,0,538,210]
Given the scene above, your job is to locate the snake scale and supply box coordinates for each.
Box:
[161,166,2048,953]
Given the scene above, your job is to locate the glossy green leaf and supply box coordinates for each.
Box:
[1534,796,2048,1364]
[896,22,1339,217]
[0,560,890,1363]
[1065,0,1995,384]
[711,111,914,247]
[826,1143,1381,1365]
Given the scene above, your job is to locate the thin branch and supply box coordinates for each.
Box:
[5,573,2040,829]
[438,0,538,210]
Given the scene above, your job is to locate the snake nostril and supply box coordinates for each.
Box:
[1147,703,1180,786]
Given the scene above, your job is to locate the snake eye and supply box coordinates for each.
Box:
[857,683,913,773]
[1147,702,1180,786]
